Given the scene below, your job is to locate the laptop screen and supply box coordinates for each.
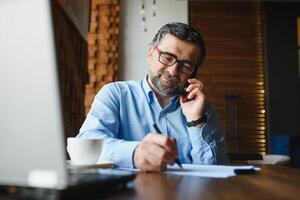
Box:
[0,0,68,189]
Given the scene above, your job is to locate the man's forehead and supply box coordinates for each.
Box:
[158,34,198,49]
[158,34,199,53]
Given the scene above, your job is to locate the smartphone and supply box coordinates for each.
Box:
[180,83,189,97]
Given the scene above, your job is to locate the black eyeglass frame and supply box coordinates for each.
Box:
[155,47,196,75]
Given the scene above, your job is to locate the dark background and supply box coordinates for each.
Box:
[263,1,300,167]
[264,1,300,137]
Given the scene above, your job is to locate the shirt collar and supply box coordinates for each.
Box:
[141,76,155,103]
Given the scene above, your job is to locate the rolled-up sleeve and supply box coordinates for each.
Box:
[76,84,139,168]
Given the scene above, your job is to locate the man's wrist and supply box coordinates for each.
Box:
[132,145,139,168]
[187,115,207,127]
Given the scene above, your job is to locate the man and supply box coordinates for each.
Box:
[77,22,228,172]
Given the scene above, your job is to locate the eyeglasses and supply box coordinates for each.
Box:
[155,47,195,75]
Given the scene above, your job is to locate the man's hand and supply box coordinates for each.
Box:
[133,133,178,172]
[180,78,206,123]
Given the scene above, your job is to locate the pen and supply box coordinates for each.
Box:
[153,123,183,169]
[234,167,257,175]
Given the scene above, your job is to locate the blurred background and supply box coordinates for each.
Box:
[52,0,300,168]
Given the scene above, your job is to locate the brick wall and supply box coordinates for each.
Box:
[85,0,120,114]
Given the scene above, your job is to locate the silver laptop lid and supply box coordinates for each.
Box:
[0,0,68,189]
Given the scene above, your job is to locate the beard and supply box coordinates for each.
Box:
[149,71,183,97]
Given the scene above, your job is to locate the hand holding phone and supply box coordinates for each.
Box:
[180,83,189,103]
[181,83,189,96]
[179,79,206,122]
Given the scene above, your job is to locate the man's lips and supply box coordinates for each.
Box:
[161,74,178,84]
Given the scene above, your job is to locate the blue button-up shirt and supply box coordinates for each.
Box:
[77,78,228,168]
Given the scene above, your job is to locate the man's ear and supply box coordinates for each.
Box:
[147,46,154,62]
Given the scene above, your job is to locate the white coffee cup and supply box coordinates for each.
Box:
[67,137,103,165]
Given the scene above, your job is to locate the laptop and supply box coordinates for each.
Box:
[0,0,134,198]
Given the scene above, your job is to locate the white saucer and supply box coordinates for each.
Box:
[66,160,114,170]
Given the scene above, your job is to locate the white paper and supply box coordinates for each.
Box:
[166,164,260,178]
[118,164,260,178]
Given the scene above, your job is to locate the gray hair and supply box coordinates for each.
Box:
[151,22,206,69]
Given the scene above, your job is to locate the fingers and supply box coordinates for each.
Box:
[145,134,178,157]
[147,142,176,165]
[186,87,205,100]
[184,79,204,100]
[134,134,178,172]
[139,159,167,172]
[186,79,204,92]
[145,143,175,170]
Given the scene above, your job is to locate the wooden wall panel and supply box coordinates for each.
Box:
[52,2,88,138]
[190,1,267,154]
[85,0,120,114]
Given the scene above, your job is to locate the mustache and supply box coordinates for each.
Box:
[159,72,180,83]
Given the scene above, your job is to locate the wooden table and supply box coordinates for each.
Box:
[105,165,300,200]
[1,165,299,199]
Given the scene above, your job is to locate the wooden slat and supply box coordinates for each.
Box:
[190,1,267,154]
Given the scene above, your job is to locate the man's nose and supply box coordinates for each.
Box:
[167,62,180,75]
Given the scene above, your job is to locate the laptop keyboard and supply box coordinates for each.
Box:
[68,169,135,187]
